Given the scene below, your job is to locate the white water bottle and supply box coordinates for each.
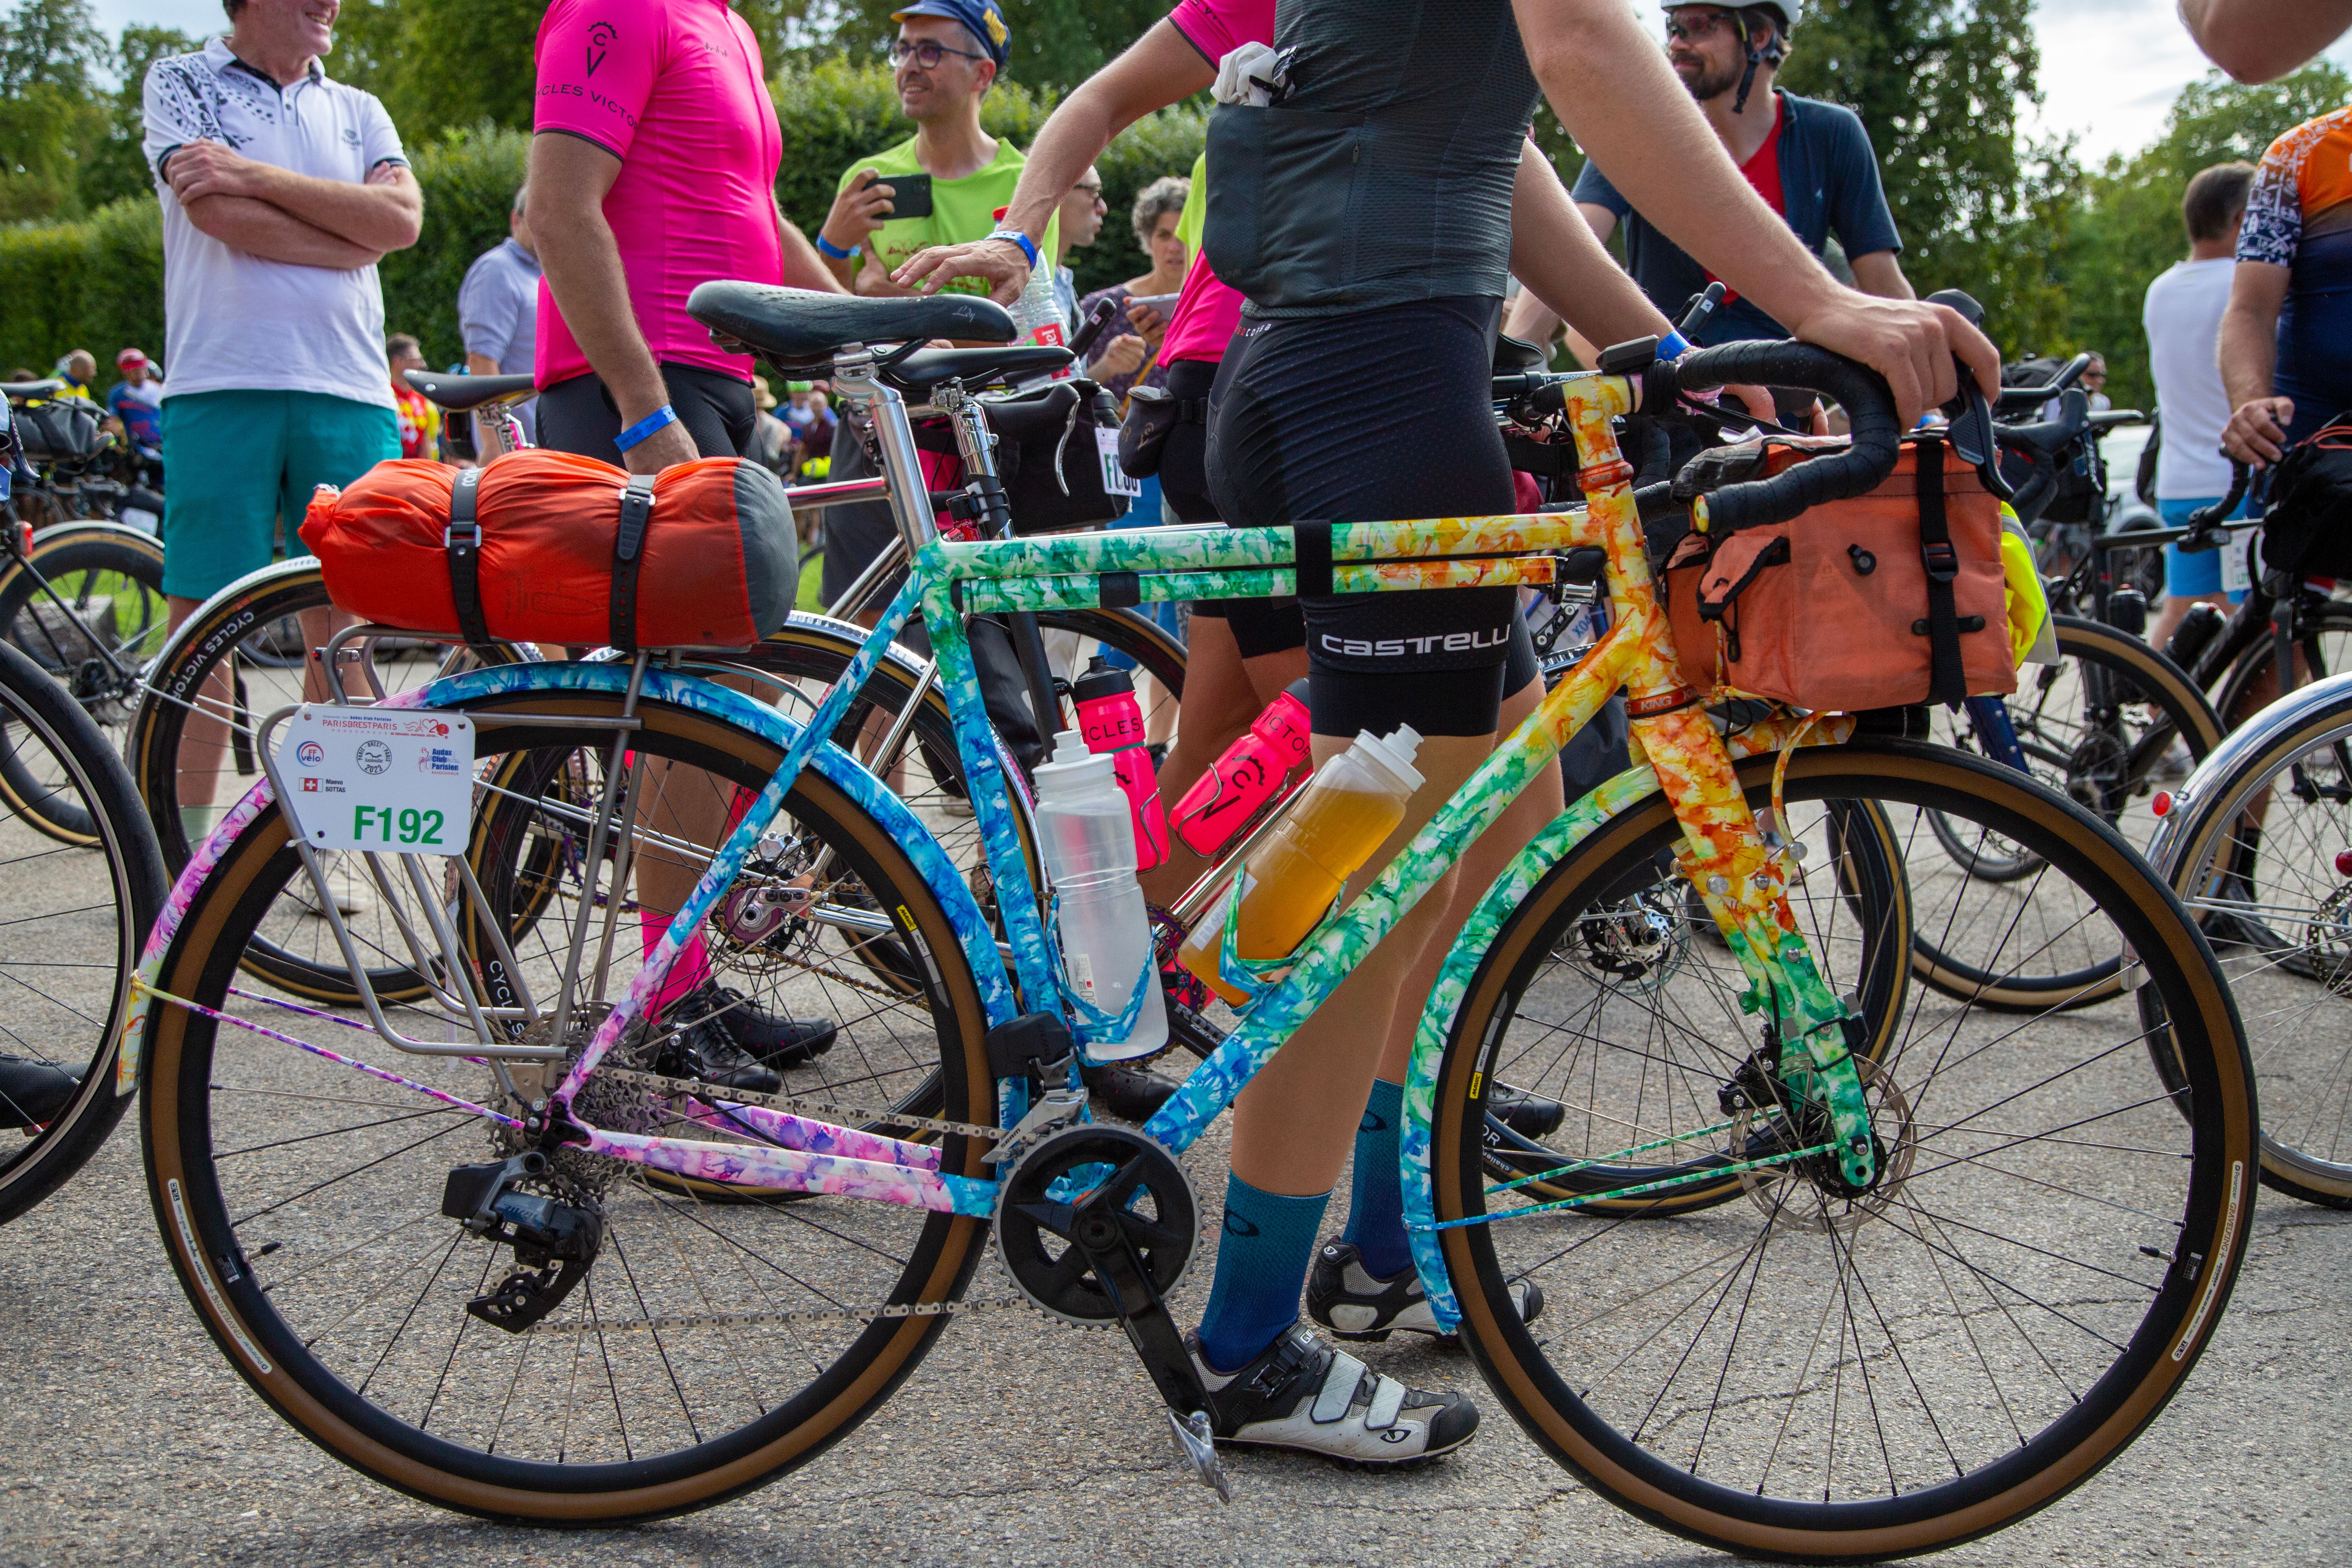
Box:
[996,206,1073,380]
[1032,729,1168,1062]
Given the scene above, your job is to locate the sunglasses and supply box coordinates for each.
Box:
[1664,9,1739,42]
[889,38,987,69]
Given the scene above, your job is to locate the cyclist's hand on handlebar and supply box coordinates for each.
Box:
[892,237,1033,306]
[1783,292,2000,428]
[2221,395,2295,467]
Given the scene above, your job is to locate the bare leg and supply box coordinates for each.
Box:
[1137,615,1306,908]
[1373,677,1561,1085]
[165,596,231,817]
[2148,591,2231,654]
[1229,729,1497,1197]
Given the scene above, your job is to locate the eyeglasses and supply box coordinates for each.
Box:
[1071,181,1104,199]
[889,38,987,69]
[1663,8,1738,42]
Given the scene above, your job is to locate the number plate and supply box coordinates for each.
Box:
[1097,426,1142,498]
[2223,528,2254,595]
[276,706,474,853]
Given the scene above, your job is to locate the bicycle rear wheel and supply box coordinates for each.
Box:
[139,683,998,1522]
[1432,739,2254,1560]
[0,639,167,1222]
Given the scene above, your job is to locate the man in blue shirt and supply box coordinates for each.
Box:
[1512,5,1910,362]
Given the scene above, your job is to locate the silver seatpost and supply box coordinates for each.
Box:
[832,347,939,560]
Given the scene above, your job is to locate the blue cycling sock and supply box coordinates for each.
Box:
[1341,1078,1412,1278]
[1196,1173,1331,1375]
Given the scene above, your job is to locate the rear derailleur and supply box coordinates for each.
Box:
[441,1150,604,1332]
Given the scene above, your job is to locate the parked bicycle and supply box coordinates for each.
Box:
[122,290,2253,1557]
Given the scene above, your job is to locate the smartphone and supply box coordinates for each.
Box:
[864,170,933,220]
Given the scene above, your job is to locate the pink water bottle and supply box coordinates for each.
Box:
[1172,680,1314,858]
[1071,656,1168,870]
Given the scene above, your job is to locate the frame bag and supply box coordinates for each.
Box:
[1665,434,2017,712]
[2258,412,2352,580]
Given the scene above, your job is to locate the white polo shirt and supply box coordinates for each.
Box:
[142,38,407,409]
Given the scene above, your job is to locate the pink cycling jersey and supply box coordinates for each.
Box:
[1160,0,1270,365]
[532,0,783,388]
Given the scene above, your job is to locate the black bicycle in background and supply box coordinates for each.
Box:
[0,392,167,1222]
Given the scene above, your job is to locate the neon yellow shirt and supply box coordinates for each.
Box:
[836,137,1060,295]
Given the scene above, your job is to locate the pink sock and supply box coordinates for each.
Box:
[640,910,713,1015]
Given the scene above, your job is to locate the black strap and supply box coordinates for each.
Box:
[1293,520,1334,599]
[609,472,656,652]
[1913,437,1967,707]
[1100,570,1141,609]
[443,468,493,648]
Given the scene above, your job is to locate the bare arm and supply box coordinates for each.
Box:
[894,20,1214,300]
[465,352,503,378]
[2218,258,2293,463]
[2180,0,2352,82]
[775,194,846,295]
[1848,250,1915,301]
[167,141,421,252]
[527,131,697,474]
[1576,201,1620,247]
[1516,0,1995,420]
[180,192,383,269]
[1510,141,1674,353]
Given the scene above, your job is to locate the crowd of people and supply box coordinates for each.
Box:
[96,0,2347,1481]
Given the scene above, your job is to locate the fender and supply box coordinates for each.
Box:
[119,659,1015,1094]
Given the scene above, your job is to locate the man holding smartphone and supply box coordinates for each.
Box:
[815,0,1057,298]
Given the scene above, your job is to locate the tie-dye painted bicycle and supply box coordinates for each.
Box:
[119,286,2255,1559]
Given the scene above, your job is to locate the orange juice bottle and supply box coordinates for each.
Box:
[1179,725,1425,1006]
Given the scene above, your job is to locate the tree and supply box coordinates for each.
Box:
[0,0,110,222]
[2059,63,2351,412]
[1779,0,2079,355]
[76,24,199,212]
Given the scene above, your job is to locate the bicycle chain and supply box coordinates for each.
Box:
[528,1291,1040,1336]
[597,1066,1004,1141]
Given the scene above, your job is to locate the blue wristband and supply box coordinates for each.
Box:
[1659,329,1694,359]
[614,404,679,454]
[987,227,1041,271]
[815,233,860,261]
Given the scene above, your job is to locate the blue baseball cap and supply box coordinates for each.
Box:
[891,0,1011,68]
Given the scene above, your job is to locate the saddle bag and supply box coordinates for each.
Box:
[1665,434,2016,712]
[14,399,103,462]
[910,379,1132,532]
[2258,411,2352,580]
[1117,384,1206,480]
[299,451,799,651]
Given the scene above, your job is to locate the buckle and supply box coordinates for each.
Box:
[443,519,481,550]
[1920,540,1959,582]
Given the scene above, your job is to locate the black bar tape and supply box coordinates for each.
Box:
[444,468,493,648]
[609,472,656,653]
[1293,520,1335,599]
[1675,341,1902,534]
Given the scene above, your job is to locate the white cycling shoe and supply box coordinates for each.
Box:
[1306,1239,1544,1343]
[1183,1322,1479,1466]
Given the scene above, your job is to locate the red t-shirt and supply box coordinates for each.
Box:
[1708,106,1784,306]
[531,0,784,388]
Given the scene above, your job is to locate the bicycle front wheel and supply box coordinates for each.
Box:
[1916,615,2222,1010]
[139,682,998,1522]
[0,639,167,1222]
[1432,739,2254,1560]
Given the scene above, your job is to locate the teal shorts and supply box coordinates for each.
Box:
[159,389,399,601]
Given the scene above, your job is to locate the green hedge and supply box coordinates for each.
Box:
[0,62,1203,382]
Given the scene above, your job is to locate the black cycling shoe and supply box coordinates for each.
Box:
[688,980,837,1070]
[0,1054,80,1130]
[653,991,783,1097]
[1306,1239,1544,1343]
[1080,1059,1183,1122]
[1183,1322,1479,1465]
[1488,1081,1565,1140]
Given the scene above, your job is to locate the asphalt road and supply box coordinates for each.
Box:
[2,1091,2346,1568]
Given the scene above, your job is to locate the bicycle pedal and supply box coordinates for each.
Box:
[1164,1408,1231,1503]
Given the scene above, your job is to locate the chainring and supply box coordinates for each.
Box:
[995,1123,1198,1325]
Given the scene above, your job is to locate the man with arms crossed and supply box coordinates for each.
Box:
[142,0,421,846]
[530,0,845,1091]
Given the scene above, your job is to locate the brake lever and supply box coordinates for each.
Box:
[1921,288,2015,504]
